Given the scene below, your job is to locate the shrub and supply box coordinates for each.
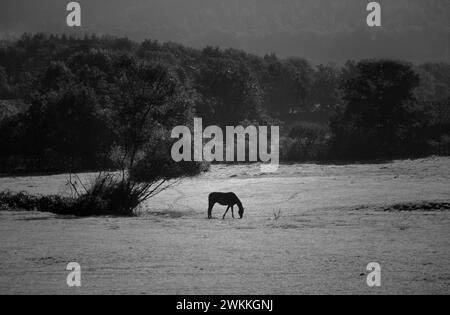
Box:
[72,174,141,216]
[0,191,72,215]
[281,122,328,161]
[0,174,146,217]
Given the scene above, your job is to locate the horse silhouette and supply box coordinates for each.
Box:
[208,192,244,220]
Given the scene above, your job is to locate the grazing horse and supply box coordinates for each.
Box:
[208,192,244,220]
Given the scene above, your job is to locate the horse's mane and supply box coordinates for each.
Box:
[235,197,244,211]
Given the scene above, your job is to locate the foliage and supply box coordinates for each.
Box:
[280,122,328,161]
[195,52,264,126]
[329,60,431,159]
[0,34,449,172]
[261,56,314,119]
[0,174,150,217]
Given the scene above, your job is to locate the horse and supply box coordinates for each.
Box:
[208,192,244,220]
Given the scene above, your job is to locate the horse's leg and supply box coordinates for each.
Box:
[223,206,230,220]
[231,206,235,219]
[208,202,215,219]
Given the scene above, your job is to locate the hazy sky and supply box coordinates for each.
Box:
[1,0,449,62]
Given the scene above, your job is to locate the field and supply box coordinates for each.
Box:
[0,157,449,294]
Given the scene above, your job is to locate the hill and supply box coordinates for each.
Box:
[0,0,449,62]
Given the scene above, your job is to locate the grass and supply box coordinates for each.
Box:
[272,210,282,220]
[0,174,143,217]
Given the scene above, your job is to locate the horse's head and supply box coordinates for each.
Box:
[238,207,244,219]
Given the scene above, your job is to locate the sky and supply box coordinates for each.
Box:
[0,0,449,63]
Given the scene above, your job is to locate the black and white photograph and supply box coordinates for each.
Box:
[0,0,449,299]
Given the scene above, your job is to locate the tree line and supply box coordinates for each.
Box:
[0,33,449,174]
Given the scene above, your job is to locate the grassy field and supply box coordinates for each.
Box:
[0,157,449,294]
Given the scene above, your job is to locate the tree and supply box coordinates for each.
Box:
[19,84,111,170]
[308,64,341,110]
[414,63,450,102]
[262,56,314,119]
[0,66,12,98]
[195,54,264,126]
[287,122,327,160]
[40,61,74,92]
[107,55,203,205]
[329,60,428,159]
[0,66,6,87]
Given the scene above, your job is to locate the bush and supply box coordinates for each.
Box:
[72,174,141,216]
[0,174,147,217]
[0,191,73,215]
[281,122,328,161]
